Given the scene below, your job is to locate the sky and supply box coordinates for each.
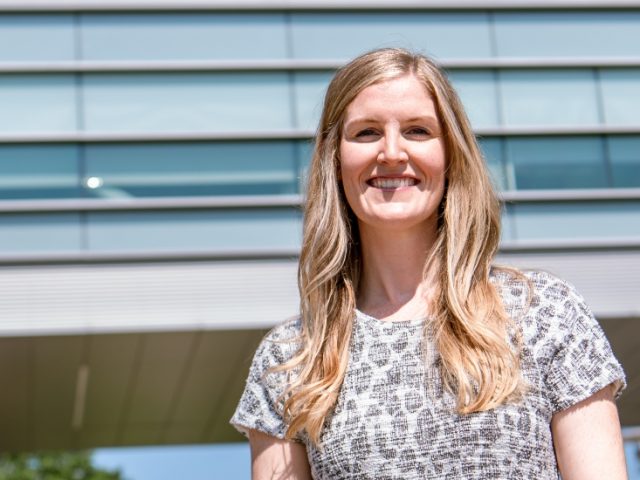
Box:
[93,439,640,480]
[93,443,250,480]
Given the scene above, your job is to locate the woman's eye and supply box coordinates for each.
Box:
[406,127,430,137]
[355,128,379,139]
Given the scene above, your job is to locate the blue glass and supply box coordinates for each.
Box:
[477,138,508,190]
[296,140,314,193]
[0,75,77,132]
[513,202,640,241]
[80,13,288,60]
[290,13,492,60]
[600,69,640,126]
[501,205,516,243]
[0,145,81,199]
[0,213,82,252]
[84,142,298,198]
[494,12,640,57]
[449,71,499,129]
[500,70,600,126]
[82,73,292,132]
[608,136,640,188]
[505,137,609,190]
[293,72,333,131]
[0,14,75,62]
[86,209,302,251]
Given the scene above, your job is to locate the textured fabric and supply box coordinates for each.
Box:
[230,271,626,479]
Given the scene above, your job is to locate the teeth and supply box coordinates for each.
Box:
[370,177,417,189]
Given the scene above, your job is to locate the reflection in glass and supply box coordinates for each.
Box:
[494,12,640,58]
[608,136,640,188]
[600,69,640,126]
[290,13,492,60]
[500,70,599,126]
[80,13,288,61]
[85,142,299,197]
[505,137,609,189]
[0,145,81,199]
[83,73,292,132]
[514,202,640,240]
[86,209,302,251]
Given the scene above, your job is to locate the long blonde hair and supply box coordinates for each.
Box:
[280,48,524,444]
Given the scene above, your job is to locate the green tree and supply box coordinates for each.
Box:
[0,451,123,480]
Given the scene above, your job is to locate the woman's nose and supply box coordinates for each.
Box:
[378,132,409,164]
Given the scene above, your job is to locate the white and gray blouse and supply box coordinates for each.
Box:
[231,271,626,479]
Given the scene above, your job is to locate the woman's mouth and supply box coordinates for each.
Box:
[367,177,419,189]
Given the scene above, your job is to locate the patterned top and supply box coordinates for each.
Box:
[230,271,626,479]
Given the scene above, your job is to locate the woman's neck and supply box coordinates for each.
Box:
[356,222,438,322]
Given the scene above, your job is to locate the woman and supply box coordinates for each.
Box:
[231,48,627,479]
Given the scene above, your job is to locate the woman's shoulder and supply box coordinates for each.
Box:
[491,267,602,343]
[252,315,303,370]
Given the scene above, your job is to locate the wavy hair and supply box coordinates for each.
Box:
[278,48,525,444]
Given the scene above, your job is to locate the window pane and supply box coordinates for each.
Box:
[449,71,499,129]
[0,14,75,62]
[0,214,82,252]
[290,13,492,60]
[83,73,292,132]
[84,142,298,198]
[505,137,608,189]
[513,202,640,241]
[478,138,507,190]
[494,12,640,57]
[0,75,77,133]
[600,69,640,126]
[0,145,81,199]
[296,140,314,193]
[86,209,302,251]
[500,70,599,126]
[608,136,640,188]
[80,13,288,61]
[293,72,332,131]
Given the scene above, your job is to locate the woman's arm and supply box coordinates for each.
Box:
[551,384,627,480]
[248,429,312,480]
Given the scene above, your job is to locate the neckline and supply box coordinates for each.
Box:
[355,308,427,327]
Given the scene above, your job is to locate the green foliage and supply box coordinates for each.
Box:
[0,451,123,480]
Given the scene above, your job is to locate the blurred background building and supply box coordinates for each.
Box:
[0,0,639,473]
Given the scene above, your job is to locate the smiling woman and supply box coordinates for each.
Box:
[230,48,627,480]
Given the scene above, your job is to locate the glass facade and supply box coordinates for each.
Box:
[0,8,638,254]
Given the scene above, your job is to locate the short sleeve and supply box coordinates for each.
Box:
[230,318,302,440]
[538,275,626,413]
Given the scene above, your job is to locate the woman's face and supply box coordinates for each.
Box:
[339,74,446,235]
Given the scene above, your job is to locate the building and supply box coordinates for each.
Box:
[0,0,639,453]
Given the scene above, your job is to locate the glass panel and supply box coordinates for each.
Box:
[608,136,640,188]
[0,75,77,133]
[478,138,507,190]
[0,14,75,62]
[513,202,640,241]
[293,72,333,131]
[448,71,499,129]
[83,73,292,132]
[0,213,82,252]
[505,137,608,190]
[80,13,287,61]
[500,70,599,126]
[84,142,298,198]
[296,140,314,193]
[600,69,640,126]
[290,13,492,60]
[494,12,640,57]
[86,209,302,251]
[0,145,81,199]
[500,205,515,243]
